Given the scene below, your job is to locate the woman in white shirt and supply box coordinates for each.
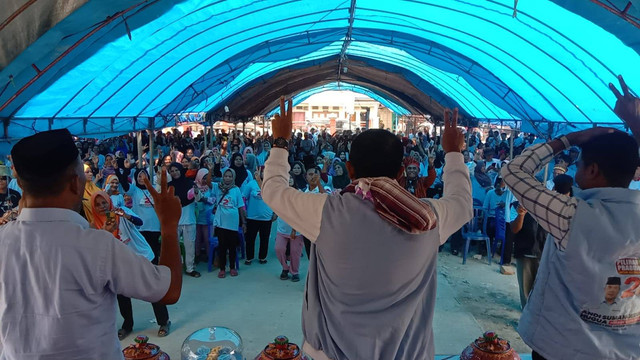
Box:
[167,163,200,278]
[212,168,247,278]
[242,167,276,265]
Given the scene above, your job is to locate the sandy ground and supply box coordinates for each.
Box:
[437,251,531,354]
[119,229,531,359]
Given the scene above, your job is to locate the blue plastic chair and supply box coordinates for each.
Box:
[462,206,492,265]
[237,227,246,260]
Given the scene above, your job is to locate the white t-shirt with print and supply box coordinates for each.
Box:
[212,186,244,231]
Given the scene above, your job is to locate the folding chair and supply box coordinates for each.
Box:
[462,206,492,265]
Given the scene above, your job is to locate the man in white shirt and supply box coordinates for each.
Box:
[0,129,183,360]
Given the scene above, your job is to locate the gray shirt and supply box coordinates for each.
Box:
[0,208,171,359]
[262,148,472,359]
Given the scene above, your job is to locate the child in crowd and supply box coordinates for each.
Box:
[275,175,304,282]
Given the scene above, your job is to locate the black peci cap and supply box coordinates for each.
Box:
[11,129,79,181]
[606,277,621,286]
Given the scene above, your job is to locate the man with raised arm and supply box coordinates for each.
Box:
[262,98,472,359]
[0,129,183,360]
[502,75,640,360]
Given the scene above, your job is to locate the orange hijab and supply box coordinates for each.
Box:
[90,191,120,239]
[83,164,102,224]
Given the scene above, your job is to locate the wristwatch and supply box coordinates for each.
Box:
[555,135,571,150]
[273,137,289,149]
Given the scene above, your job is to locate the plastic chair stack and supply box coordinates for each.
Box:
[462,206,492,265]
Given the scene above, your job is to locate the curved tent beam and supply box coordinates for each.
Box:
[157,33,533,121]
[205,58,456,124]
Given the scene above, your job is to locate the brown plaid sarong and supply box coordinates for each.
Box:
[341,177,438,234]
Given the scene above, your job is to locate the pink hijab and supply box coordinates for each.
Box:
[195,168,209,191]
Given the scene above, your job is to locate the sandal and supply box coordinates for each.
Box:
[230,269,238,277]
[186,271,201,278]
[158,321,171,337]
[218,270,226,278]
[118,328,132,341]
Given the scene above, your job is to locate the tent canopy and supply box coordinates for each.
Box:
[1,0,639,146]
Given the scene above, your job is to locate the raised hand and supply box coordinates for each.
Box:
[103,218,118,233]
[441,108,465,153]
[309,173,321,188]
[610,75,640,141]
[517,205,527,216]
[142,166,182,227]
[273,96,293,139]
[566,127,618,146]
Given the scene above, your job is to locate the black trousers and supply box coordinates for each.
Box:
[245,219,272,261]
[141,231,161,265]
[304,237,311,259]
[118,231,168,330]
[117,294,169,330]
[216,227,239,270]
[449,228,464,253]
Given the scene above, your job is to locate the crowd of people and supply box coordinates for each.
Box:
[0,119,611,314]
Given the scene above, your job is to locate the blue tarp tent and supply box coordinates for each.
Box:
[1,0,639,153]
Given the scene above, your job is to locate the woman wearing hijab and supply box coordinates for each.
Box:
[102,154,116,177]
[242,147,254,161]
[327,157,342,177]
[291,161,307,190]
[89,191,161,340]
[242,166,275,265]
[194,168,215,264]
[228,152,252,194]
[168,162,201,278]
[472,160,493,204]
[244,153,258,177]
[331,162,352,192]
[82,164,103,224]
[104,174,126,209]
[212,168,246,278]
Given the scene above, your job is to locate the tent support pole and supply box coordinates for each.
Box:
[148,117,155,184]
[137,131,143,169]
[210,120,215,149]
[510,129,514,160]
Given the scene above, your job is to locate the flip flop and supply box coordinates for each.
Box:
[158,321,171,337]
